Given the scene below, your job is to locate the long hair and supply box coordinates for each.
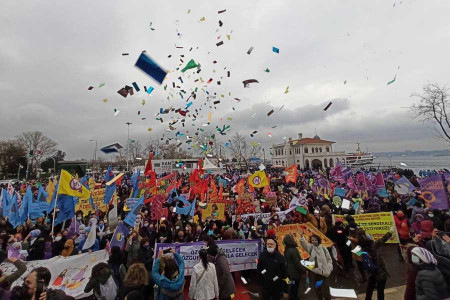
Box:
[164,257,179,280]
[203,236,218,256]
[123,263,148,288]
[108,246,124,265]
[199,249,208,270]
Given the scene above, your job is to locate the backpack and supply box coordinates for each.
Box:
[361,252,378,273]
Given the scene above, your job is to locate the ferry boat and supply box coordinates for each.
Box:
[345,143,374,166]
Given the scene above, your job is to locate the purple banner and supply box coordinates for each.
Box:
[419,175,449,210]
[154,239,262,276]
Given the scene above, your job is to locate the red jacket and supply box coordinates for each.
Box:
[394,215,410,240]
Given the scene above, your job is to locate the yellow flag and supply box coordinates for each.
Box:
[58,170,91,198]
[248,170,269,188]
[46,179,56,203]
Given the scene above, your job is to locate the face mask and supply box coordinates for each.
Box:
[144,244,150,248]
[144,223,149,227]
[274,216,278,220]
[411,255,420,264]
[208,230,213,235]
[106,230,111,235]
[196,229,202,234]
[397,212,404,218]
[55,236,62,241]
[177,216,181,220]
[428,214,434,218]
[77,217,82,221]
[103,219,107,223]
[267,247,275,253]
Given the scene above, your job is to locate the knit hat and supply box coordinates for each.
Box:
[30,229,41,238]
[411,247,437,265]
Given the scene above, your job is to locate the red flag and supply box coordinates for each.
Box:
[218,183,223,201]
[144,152,155,176]
[209,180,218,202]
[263,176,271,194]
[285,165,297,183]
[233,179,245,195]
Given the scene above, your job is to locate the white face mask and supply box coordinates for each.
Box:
[411,255,420,264]
[267,247,275,253]
[77,216,82,221]
[55,236,62,242]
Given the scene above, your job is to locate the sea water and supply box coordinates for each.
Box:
[370,155,450,175]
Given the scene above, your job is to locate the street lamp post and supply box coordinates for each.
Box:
[89,139,98,172]
[17,164,23,180]
[50,157,56,175]
[389,155,393,168]
[125,122,132,172]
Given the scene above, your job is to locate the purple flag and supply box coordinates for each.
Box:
[419,175,449,210]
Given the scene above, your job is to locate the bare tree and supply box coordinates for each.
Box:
[129,140,143,160]
[227,132,262,170]
[17,131,57,174]
[0,139,27,178]
[411,83,450,143]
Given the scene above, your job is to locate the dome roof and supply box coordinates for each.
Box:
[313,134,321,139]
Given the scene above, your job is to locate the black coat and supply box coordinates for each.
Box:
[257,250,287,292]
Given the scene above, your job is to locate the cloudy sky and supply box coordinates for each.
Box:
[1,0,450,160]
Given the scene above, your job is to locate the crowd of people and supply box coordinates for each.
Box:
[0,162,449,300]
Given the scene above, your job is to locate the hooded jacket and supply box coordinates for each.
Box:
[188,262,219,300]
[299,237,333,277]
[207,248,236,299]
[152,252,185,300]
[394,214,409,240]
[282,235,305,280]
[84,264,117,298]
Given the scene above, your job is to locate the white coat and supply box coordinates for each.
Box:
[189,262,219,300]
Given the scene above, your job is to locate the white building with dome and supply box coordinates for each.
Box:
[271,133,347,170]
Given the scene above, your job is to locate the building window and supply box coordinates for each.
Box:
[304,147,308,153]
[282,161,285,166]
[312,148,314,153]
[319,148,322,153]
[315,147,319,153]
[326,146,330,152]
[330,158,334,167]
[289,150,292,155]
[324,159,328,168]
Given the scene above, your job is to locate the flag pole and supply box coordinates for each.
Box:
[51,170,62,235]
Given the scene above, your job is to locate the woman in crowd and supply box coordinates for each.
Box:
[299,234,333,300]
[152,248,185,300]
[125,231,141,267]
[204,236,236,300]
[411,247,450,300]
[118,263,152,300]
[108,246,127,289]
[282,234,305,300]
[84,262,118,300]
[188,249,219,300]
[357,226,396,300]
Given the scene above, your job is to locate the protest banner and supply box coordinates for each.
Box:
[332,212,399,243]
[238,192,254,202]
[201,203,225,221]
[273,223,334,259]
[75,188,108,215]
[264,191,277,205]
[124,197,140,211]
[2,250,109,299]
[155,240,261,275]
[419,175,449,210]
[231,208,292,223]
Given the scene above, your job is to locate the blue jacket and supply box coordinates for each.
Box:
[152,252,185,300]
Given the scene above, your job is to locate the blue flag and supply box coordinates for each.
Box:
[55,195,78,225]
[8,194,19,228]
[334,187,347,197]
[190,198,196,217]
[1,189,9,217]
[173,195,192,216]
[110,222,129,249]
[123,196,144,227]
[28,186,44,220]
[19,186,32,224]
[81,177,97,211]
[131,170,141,198]
[48,184,59,212]
[104,166,116,204]
[37,185,49,213]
